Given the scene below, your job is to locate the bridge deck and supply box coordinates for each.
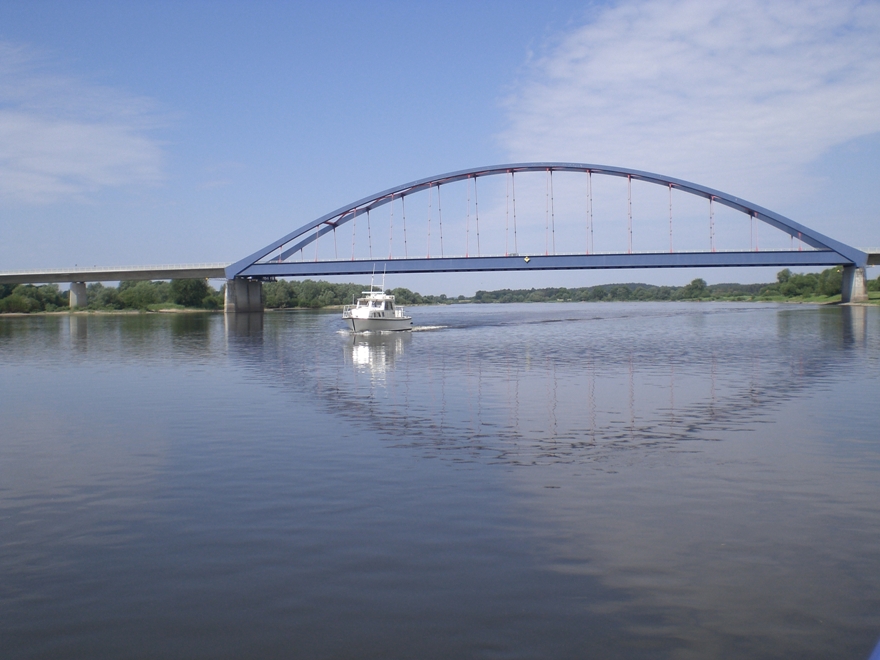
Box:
[0,250,875,287]
[0,264,229,285]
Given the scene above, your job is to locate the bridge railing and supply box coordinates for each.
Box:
[0,263,230,276]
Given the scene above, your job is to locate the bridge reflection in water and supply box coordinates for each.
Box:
[55,304,870,459]
[217,304,875,468]
[4,303,876,658]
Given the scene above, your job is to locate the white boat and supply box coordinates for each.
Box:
[343,286,412,332]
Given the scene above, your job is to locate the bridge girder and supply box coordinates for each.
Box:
[226,163,868,279]
[240,250,850,279]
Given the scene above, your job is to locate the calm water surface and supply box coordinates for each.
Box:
[1,303,879,659]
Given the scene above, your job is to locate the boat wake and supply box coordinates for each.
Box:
[337,325,446,334]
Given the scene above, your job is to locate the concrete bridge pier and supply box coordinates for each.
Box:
[841,266,868,303]
[225,278,263,313]
[69,282,88,308]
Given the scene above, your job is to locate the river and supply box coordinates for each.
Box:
[1,302,879,659]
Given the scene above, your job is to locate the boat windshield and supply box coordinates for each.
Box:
[353,293,397,311]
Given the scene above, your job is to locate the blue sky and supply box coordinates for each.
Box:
[1,0,878,294]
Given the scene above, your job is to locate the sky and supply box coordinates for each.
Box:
[1,0,878,295]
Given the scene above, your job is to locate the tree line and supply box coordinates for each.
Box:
[470,278,736,303]
[758,268,848,298]
[0,279,223,313]
[262,280,451,308]
[471,268,878,303]
[1,268,877,313]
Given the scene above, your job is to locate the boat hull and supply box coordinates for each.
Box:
[345,316,413,332]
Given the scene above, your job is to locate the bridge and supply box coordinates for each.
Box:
[2,163,876,311]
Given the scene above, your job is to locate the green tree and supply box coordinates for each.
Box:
[203,288,224,309]
[317,289,337,307]
[170,279,210,307]
[781,272,819,297]
[119,281,160,309]
[264,281,297,308]
[390,287,423,305]
[678,278,708,299]
[0,294,39,313]
[817,267,843,297]
[298,280,321,307]
[0,284,67,312]
[87,283,123,309]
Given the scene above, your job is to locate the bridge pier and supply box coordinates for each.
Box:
[224,279,263,313]
[841,266,868,303]
[69,282,87,308]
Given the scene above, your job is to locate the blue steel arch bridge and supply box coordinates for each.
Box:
[1,162,875,310]
[221,162,873,310]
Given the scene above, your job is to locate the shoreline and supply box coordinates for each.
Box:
[2,298,877,318]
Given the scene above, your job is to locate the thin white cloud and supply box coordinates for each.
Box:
[198,160,245,190]
[0,42,165,204]
[501,0,880,203]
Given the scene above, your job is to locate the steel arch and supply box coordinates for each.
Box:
[226,163,867,279]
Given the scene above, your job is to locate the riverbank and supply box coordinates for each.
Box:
[3,296,879,318]
[2,269,878,315]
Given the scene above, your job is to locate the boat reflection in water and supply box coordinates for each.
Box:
[344,331,411,378]
[3,303,877,659]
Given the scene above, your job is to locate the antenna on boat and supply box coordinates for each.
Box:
[382,264,387,292]
[369,264,375,292]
